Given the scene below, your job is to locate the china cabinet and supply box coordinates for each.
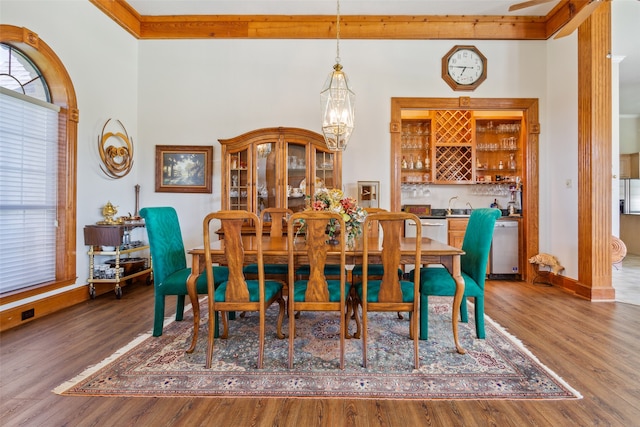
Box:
[219,127,342,222]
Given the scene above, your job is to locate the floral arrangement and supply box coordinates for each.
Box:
[306,188,366,244]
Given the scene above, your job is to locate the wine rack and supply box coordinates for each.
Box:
[433,110,473,183]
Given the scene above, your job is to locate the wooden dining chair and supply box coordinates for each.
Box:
[413,208,500,340]
[287,210,350,369]
[203,210,286,369]
[354,212,422,369]
[140,206,229,337]
[350,207,406,336]
[351,207,404,286]
[243,208,293,293]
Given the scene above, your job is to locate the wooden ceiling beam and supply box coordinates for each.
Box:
[90,0,141,38]
[545,0,594,38]
[90,0,596,41]
[136,15,549,40]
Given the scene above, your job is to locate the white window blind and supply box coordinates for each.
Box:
[0,87,60,293]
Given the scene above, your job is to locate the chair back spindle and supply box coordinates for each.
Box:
[377,219,405,302]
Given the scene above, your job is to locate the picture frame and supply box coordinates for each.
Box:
[357,181,379,208]
[155,145,213,193]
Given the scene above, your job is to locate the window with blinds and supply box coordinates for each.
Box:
[0,87,59,293]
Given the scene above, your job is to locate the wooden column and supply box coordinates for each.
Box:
[576,2,614,301]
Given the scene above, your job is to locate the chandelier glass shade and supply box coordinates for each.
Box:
[320,0,355,152]
[321,64,355,151]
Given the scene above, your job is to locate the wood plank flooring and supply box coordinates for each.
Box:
[614,253,640,305]
[2,278,640,426]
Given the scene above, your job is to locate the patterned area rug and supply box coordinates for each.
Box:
[55,298,581,400]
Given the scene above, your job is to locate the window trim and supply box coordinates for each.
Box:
[0,25,78,304]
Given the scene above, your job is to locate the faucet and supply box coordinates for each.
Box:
[466,202,473,212]
[447,196,459,215]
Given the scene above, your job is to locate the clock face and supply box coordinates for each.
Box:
[447,48,484,85]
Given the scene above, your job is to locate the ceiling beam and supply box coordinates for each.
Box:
[90,0,140,38]
[90,0,594,41]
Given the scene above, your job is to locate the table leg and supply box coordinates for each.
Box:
[451,254,467,355]
[185,254,201,354]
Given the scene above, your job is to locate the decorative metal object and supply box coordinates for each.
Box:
[97,201,122,225]
[320,0,355,152]
[133,184,141,219]
[98,119,134,179]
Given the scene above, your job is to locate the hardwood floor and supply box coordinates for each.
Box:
[2,278,640,426]
[614,253,640,305]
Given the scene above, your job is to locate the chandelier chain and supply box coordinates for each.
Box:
[335,0,341,64]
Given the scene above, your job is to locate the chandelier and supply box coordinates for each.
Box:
[320,0,355,152]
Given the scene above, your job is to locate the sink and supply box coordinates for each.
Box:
[445,208,473,217]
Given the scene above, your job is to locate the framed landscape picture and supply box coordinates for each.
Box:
[155,145,213,193]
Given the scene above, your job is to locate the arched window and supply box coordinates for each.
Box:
[0,26,78,301]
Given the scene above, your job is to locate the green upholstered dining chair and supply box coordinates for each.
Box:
[354,211,422,369]
[287,210,350,369]
[203,210,285,369]
[140,207,229,337]
[413,208,500,340]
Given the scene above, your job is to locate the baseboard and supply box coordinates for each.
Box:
[0,286,88,332]
[488,273,521,280]
[539,271,615,301]
[0,274,151,332]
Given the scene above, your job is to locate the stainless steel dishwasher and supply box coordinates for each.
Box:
[404,217,448,274]
[490,220,519,278]
[404,218,448,243]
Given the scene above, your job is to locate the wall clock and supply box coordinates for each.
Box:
[441,45,487,91]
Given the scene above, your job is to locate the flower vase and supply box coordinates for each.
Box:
[326,222,340,245]
[327,230,340,245]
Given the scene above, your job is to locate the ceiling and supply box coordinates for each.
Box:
[113,0,639,115]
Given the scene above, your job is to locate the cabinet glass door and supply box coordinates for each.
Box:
[286,142,307,212]
[229,147,249,211]
[315,151,335,190]
[254,142,277,217]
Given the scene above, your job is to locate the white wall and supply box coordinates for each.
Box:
[2,1,587,301]
[619,116,640,153]
[137,38,553,252]
[544,34,580,277]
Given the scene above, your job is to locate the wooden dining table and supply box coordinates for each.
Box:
[185,235,467,355]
